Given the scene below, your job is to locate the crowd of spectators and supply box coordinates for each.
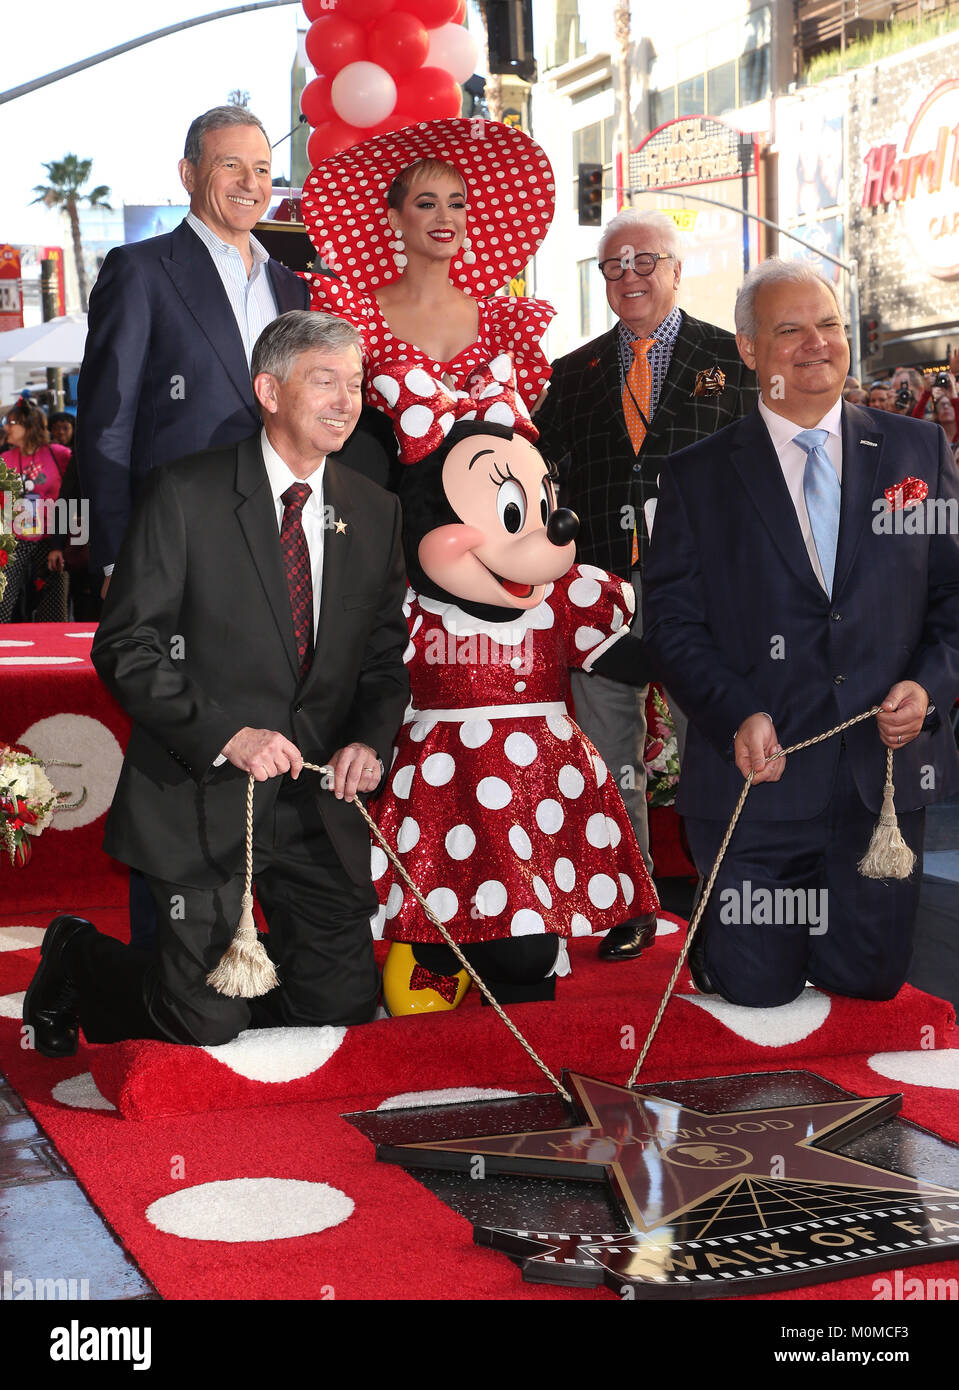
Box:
[844,351,959,456]
[0,395,100,623]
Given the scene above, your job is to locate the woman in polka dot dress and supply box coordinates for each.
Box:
[300,119,556,417]
[364,356,659,1012]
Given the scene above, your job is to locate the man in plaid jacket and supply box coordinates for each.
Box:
[534,210,757,961]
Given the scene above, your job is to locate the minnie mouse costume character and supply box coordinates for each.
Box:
[368,356,659,1015]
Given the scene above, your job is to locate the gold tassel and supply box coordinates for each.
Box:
[858,748,916,881]
[206,891,280,998]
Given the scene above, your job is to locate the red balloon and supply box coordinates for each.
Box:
[307,118,367,165]
[305,15,367,78]
[403,0,459,26]
[363,116,406,139]
[395,65,461,122]
[301,0,328,19]
[300,75,334,127]
[368,10,430,78]
[337,0,396,18]
[452,0,467,20]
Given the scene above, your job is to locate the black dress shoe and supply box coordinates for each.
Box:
[597,913,658,961]
[22,915,95,1059]
[686,926,718,995]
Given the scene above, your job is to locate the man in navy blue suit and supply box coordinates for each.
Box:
[644,259,959,1008]
[76,104,388,585]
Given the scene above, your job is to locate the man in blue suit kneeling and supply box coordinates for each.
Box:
[644,259,959,1007]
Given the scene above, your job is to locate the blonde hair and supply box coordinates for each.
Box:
[386,159,467,209]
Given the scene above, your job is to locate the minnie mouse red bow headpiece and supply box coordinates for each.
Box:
[368,354,539,465]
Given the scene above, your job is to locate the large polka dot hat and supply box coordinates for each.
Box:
[301,118,555,297]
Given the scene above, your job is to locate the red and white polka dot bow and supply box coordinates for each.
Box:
[368,353,538,465]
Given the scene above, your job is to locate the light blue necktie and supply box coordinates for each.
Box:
[793,428,840,595]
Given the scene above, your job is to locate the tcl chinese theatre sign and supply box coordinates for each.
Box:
[861,77,959,279]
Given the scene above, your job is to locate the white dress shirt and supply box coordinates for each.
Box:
[757,395,843,593]
[260,427,326,639]
[186,212,278,365]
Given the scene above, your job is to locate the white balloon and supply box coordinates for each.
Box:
[426,23,479,84]
[331,62,397,129]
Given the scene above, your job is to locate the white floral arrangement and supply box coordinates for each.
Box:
[0,746,60,867]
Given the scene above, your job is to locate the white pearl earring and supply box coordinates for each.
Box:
[390,228,407,269]
[461,234,476,265]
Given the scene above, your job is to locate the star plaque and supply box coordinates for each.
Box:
[367,1071,959,1298]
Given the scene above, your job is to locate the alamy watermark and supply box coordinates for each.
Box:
[718,883,828,934]
[1,492,88,543]
[1,1268,89,1299]
[872,497,958,535]
[424,628,534,675]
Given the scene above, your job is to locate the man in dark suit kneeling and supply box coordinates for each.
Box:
[643,260,959,1008]
[24,312,410,1056]
[77,103,394,952]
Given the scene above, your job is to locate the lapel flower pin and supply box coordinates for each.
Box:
[693,366,726,398]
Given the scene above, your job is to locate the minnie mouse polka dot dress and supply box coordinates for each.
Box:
[369,564,658,944]
[306,276,555,413]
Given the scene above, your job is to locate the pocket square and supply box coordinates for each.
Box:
[883,476,928,510]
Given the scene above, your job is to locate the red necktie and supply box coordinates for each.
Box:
[280,482,314,679]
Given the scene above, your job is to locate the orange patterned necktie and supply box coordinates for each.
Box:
[623,337,655,566]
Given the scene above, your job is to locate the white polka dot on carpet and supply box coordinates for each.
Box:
[0,926,46,952]
[867,1050,959,1089]
[0,991,25,1018]
[655,918,679,935]
[146,1178,353,1242]
[377,1087,519,1111]
[201,1026,346,1082]
[679,988,832,1045]
[52,1071,116,1111]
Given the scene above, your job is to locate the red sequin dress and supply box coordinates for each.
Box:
[305,276,555,412]
[369,565,658,944]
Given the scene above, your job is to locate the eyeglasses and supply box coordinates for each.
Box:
[598,252,675,281]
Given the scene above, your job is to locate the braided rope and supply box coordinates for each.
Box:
[291,762,574,1104]
[231,705,886,1107]
[239,771,255,909]
[625,704,882,1087]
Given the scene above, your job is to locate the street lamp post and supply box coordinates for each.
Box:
[0,1,300,107]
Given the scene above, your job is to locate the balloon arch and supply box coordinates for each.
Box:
[299,0,479,166]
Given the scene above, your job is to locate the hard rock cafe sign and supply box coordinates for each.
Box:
[861,77,959,279]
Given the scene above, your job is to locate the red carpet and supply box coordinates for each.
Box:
[0,623,129,910]
[3,908,959,1301]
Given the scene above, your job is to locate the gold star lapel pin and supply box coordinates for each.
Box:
[335,517,348,535]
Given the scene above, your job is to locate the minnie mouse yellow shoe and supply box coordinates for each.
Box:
[382,943,470,1016]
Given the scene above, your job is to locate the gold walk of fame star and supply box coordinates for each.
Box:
[377,1073,959,1298]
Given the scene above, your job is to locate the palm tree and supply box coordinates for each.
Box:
[31,155,112,312]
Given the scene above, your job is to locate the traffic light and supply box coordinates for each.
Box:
[860,315,881,361]
[486,0,536,83]
[578,163,603,227]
